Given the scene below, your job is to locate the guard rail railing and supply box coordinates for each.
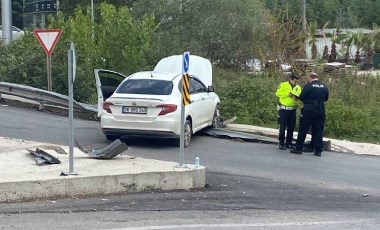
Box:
[0,82,97,115]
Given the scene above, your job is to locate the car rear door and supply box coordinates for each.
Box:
[94,69,128,117]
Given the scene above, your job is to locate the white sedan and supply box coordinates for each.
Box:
[94,55,221,147]
[0,25,24,41]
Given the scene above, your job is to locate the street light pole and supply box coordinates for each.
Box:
[1,0,12,46]
[91,0,94,23]
[301,0,306,31]
[91,0,94,39]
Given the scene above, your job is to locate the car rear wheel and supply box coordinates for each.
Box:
[212,104,221,128]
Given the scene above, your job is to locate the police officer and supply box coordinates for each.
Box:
[290,72,329,157]
[275,73,302,150]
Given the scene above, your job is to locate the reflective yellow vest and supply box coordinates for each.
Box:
[275,81,302,107]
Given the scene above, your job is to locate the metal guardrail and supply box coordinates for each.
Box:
[0,82,97,114]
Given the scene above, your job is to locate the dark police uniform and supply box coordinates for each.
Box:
[293,79,329,156]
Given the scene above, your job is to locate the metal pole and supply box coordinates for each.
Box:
[301,0,307,31]
[47,55,52,91]
[68,48,75,174]
[179,86,185,167]
[91,0,94,39]
[91,0,94,23]
[1,0,13,46]
[301,0,307,58]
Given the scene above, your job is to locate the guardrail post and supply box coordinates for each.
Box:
[39,102,45,110]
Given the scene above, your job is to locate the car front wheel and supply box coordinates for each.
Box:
[212,104,221,128]
[173,119,192,148]
[184,119,192,147]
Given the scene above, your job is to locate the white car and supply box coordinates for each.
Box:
[94,55,221,147]
[0,25,24,41]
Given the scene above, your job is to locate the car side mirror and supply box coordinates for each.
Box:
[207,86,214,92]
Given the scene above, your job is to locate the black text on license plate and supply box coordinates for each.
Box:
[122,106,147,114]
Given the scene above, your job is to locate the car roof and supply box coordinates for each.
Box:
[153,55,213,86]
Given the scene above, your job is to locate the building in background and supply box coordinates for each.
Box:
[305,28,373,60]
[23,0,57,28]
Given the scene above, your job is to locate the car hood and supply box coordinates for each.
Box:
[153,55,213,87]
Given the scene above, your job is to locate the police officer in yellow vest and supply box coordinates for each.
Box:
[275,73,302,150]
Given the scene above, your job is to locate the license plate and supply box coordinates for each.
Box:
[122,106,148,114]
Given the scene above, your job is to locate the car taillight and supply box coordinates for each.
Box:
[103,101,113,113]
[157,104,177,116]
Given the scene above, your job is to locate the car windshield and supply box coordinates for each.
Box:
[116,79,173,95]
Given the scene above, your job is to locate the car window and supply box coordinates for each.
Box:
[116,79,173,95]
[98,73,123,87]
[177,76,207,94]
[189,77,207,94]
[0,26,20,31]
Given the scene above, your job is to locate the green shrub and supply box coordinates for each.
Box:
[325,100,377,141]
[215,69,380,143]
[217,71,281,127]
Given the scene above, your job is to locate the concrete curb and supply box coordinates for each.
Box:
[0,167,205,203]
[0,146,205,203]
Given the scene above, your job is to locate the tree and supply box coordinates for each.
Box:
[328,29,345,62]
[352,33,364,64]
[305,21,318,59]
[0,3,157,103]
[320,22,331,61]
[343,33,355,64]
[131,0,274,69]
[57,0,138,18]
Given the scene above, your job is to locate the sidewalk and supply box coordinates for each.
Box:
[225,124,380,156]
[0,137,204,203]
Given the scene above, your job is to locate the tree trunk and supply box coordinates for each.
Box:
[322,46,329,60]
[355,50,361,64]
[311,43,317,59]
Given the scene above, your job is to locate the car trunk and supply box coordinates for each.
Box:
[105,94,173,122]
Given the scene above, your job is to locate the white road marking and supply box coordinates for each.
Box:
[104,219,367,230]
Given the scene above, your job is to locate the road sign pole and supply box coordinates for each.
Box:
[179,84,185,167]
[67,45,77,175]
[178,52,190,168]
[33,29,62,91]
[47,55,52,91]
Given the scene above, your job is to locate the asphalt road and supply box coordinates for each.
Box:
[1,104,380,230]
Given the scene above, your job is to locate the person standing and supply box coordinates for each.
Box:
[275,73,302,150]
[290,72,329,157]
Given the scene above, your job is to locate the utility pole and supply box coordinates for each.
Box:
[1,0,12,46]
[91,0,94,39]
[301,0,308,59]
[301,0,306,31]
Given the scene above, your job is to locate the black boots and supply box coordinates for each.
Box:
[286,144,295,149]
[279,143,294,150]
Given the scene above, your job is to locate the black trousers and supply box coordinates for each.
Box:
[278,109,296,145]
[295,111,325,152]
